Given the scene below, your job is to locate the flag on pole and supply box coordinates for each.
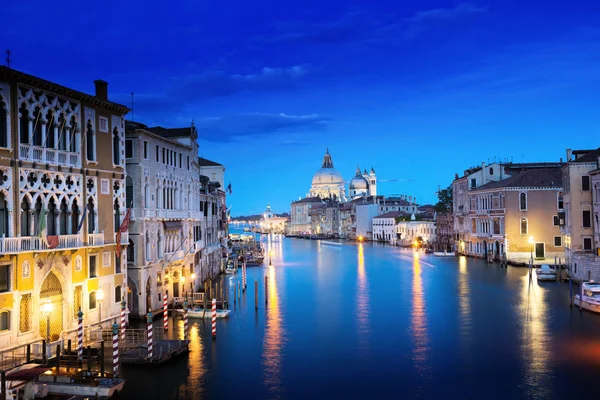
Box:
[115,208,131,255]
[39,208,59,249]
[226,183,232,194]
[76,204,88,234]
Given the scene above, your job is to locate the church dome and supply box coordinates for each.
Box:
[349,175,368,190]
[312,167,344,186]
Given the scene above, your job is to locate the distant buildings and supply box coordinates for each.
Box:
[259,204,287,234]
[396,217,436,247]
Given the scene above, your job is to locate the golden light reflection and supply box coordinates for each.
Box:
[411,252,429,382]
[458,256,472,349]
[263,264,285,395]
[519,272,550,393]
[179,323,205,398]
[356,243,370,353]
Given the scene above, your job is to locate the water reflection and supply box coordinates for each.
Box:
[179,323,205,398]
[262,265,285,396]
[519,272,551,396]
[458,256,472,348]
[356,243,370,353]
[411,249,430,385]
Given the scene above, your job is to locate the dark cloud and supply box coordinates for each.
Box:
[195,113,330,142]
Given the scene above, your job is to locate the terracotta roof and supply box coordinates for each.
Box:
[198,157,223,167]
[374,211,409,219]
[475,167,562,190]
[292,196,324,204]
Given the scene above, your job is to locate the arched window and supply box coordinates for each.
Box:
[20,197,31,237]
[144,177,150,208]
[0,310,10,332]
[87,198,95,234]
[69,116,78,153]
[71,200,80,234]
[86,120,95,161]
[126,176,133,208]
[58,114,67,151]
[127,239,134,262]
[47,198,57,235]
[45,110,55,149]
[0,101,8,148]
[115,285,122,303]
[519,192,527,211]
[19,294,31,333]
[33,197,42,235]
[157,233,163,259]
[112,127,120,165]
[0,192,8,238]
[520,218,528,235]
[59,198,69,235]
[89,292,97,310]
[145,232,151,262]
[32,107,43,146]
[114,199,121,233]
[19,104,29,144]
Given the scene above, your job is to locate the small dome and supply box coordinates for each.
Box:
[349,175,369,190]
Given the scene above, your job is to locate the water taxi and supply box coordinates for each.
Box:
[535,264,556,281]
[574,281,600,313]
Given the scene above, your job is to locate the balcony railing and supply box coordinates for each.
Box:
[144,209,155,219]
[166,210,187,219]
[164,249,185,261]
[88,232,105,246]
[19,144,81,167]
[0,234,83,253]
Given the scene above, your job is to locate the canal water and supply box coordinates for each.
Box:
[120,236,600,399]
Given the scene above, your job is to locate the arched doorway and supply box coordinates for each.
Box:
[39,271,63,341]
[127,277,138,317]
[482,241,488,258]
[494,241,500,260]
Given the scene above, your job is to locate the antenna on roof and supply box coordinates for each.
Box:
[5,50,10,68]
[130,92,135,122]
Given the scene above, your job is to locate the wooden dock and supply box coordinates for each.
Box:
[121,340,189,365]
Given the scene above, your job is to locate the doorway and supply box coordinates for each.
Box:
[535,242,545,259]
[173,281,180,298]
[39,272,63,341]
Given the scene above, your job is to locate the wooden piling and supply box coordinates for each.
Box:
[26,344,31,363]
[56,345,61,375]
[86,346,92,372]
[100,340,105,377]
[42,339,47,366]
[67,339,72,355]
[238,281,241,299]
[580,282,583,312]
[203,282,208,311]
[570,277,573,307]
[254,280,258,310]
[265,275,268,305]
[234,284,237,306]
[1,371,6,400]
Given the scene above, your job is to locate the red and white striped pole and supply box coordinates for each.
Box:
[183,298,189,341]
[77,309,83,360]
[211,298,217,339]
[242,262,247,291]
[147,311,153,360]
[163,292,168,331]
[112,321,119,377]
[120,298,126,341]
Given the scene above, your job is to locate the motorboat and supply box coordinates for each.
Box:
[574,281,600,313]
[37,373,125,399]
[1,365,49,400]
[433,251,454,257]
[321,241,342,246]
[225,265,236,274]
[535,264,557,281]
[176,307,231,319]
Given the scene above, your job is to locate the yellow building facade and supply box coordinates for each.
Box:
[0,67,129,349]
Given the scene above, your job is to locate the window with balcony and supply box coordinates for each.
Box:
[87,198,96,234]
[69,116,78,153]
[520,218,528,235]
[89,255,97,278]
[519,193,527,211]
[32,107,43,146]
[47,198,57,235]
[19,104,29,144]
[58,115,67,151]
[86,120,96,161]
[0,265,10,293]
[0,101,8,148]
[582,175,590,191]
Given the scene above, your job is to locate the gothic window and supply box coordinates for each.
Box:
[127,239,134,262]
[34,197,42,235]
[115,285,122,303]
[59,198,69,234]
[520,218,528,235]
[19,104,29,144]
[0,192,8,238]
[0,101,8,148]
[19,294,31,333]
[144,177,150,208]
[112,127,120,165]
[114,198,120,233]
[20,198,31,236]
[145,232,151,261]
[47,198,57,235]
[58,114,67,151]
[87,198,96,234]
[69,116,78,153]
[157,233,163,259]
[86,120,95,161]
[519,193,527,211]
[32,107,43,146]
[126,176,133,208]
[45,110,55,148]
[71,200,80,234]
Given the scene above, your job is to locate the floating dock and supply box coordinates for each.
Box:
[121,340,189,365]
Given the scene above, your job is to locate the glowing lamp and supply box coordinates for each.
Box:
[181,276,186,284]
[97,287,104,301]
[42,300,53,314]
[528,236,534,245]
[191,273,196,280]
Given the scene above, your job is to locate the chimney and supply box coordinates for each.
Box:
[566,148,572,162]
[455,173,459,179]
[94,80,108,101]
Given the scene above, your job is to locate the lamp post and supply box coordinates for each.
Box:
[42,300,53,343]
[528,236,534,262]
[97,286,105,328]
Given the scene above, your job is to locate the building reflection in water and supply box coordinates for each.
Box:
[519,273,550,396]
[262,264,285,396]
[458,256,472,349]
[411,250,430,385]
[356,243,370,353]
[179,323,205,398]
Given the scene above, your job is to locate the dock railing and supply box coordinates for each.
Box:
[88,327,166,349]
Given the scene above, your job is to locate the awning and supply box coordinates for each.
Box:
[7,367,50,380]
[164,221,182,231]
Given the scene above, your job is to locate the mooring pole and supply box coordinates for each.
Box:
[254,280,258,311]
[100,340,105,377]
[265,275,268,305]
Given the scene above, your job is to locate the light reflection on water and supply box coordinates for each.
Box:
[458,256,472,349]
[181,323,205,398]
[411,250,430,386]
[356,243,370,353]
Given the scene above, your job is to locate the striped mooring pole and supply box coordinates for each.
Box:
[163,292,168,331]
[120,298,127,341]
[211,298,217,339]
[183,298,189,341]
[242,262,247,291]
[147,311,154,360]
[112,321,119,377]
[77,309,83,360]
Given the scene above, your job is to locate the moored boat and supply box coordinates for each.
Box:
[177,308,231,319]
[321,241,342,246]
[433,251,454,257]
[535,264,556,281]
[574,281,600,313]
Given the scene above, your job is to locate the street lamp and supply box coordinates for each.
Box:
[97,286,104,328]
[528,236,534,262]
[42,300,52,342]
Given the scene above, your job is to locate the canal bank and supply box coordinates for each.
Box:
[119,237,600,399]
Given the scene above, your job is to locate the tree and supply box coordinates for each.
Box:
[434,186,453,213]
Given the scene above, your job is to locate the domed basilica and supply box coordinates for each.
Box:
[308,149,377,202]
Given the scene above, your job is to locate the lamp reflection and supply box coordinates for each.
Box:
[411,251,429,382]
[356,243,370,352]
[458,256,472,346]
[263,264,285,395]
[180,324,205,398]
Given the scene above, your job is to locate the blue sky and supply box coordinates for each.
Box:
[2,1,599,215]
